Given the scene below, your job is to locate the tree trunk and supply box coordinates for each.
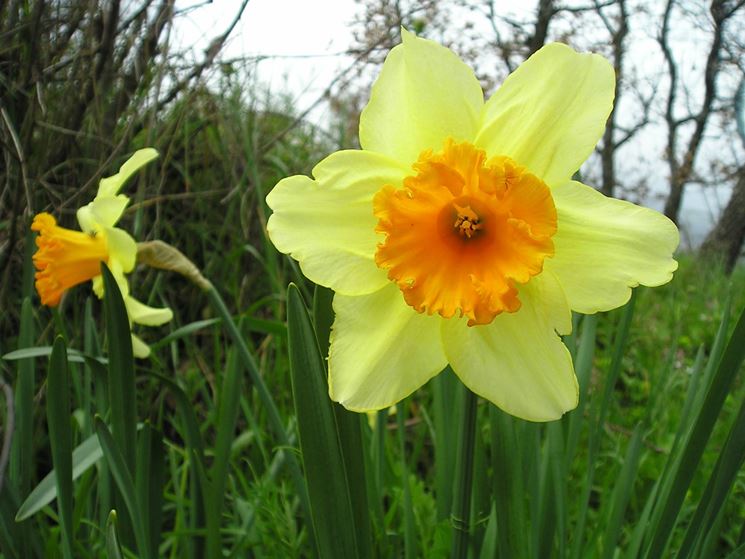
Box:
[700,166,745,273]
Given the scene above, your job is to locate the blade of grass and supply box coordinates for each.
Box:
[451,388,478,559]
[600,425,644,559]
[16,433,103,521]
[489,405,526,557]
[571,295,636,559]
[47,336,74,559]
[106,510,124,559]
[101,264,137,475]
[433,368,459,520]
[287,283,358,559]
[396,403,416,559]
[313,285,373,559]
[94,416,151,559]
[206,348,242,558]
[644,300,745,558]
[136,423,165,559]
[205,282,312,532]
[678,391,745,558]
[10,297,34,499]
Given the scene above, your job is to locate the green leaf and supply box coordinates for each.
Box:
[205,283,312,535]
[314,285,372,559]
[644,300,745,558]
[206,348,243,557]
[106,510,124,559]
[678,392,745,558]
[287,283,359,559]
[397,404,416,559]
[101,263,137,475]
[47,336,75,559]
[94,417,151,559]
[451,388,478,559]
[490,405,527,558]
[10,298,35,499]
[136,424,164,558]
[2,346,105,364]
[16,433,104,521]
[600,425,644,559]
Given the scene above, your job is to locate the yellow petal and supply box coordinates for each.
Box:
[92,259,129,300]
[359,28,483,165]
[77,195,130,231]
[125,295,173,326]
[98,148,159,198]
[266,150,409,295]
[442,272,577,421]
[131,333,151,358]
[475,43,614,187]
[545,181,679,313]
[329,283,447,412]
[105,227,137,273]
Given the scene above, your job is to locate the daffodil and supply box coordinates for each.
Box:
[32,148,173,358]
[266,31,679,421]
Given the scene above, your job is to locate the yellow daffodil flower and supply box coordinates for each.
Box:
[32,148,173,358]
[266,30,679,421]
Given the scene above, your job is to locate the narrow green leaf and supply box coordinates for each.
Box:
[206,348,243,558]
[16,433,104,521]
[451,388,478,559]
[101,263,137,475]
[478,505,498,559]
[136,424,164,559]
[286,283,358,559]
[397,405,416,559]
[94,417,151,559]
[678,392,745,558]
[490,405,526,557]
[432,368,460,520]
[314,285,373,559]
[106,510,124,559]
[312,285,334,356]
[205,283,312,532]
[644,301,745,558]
[723,542,745,559]
[47,336,74,559]
[10,297,34,498]
[2,346,105,364]
[600,425,644,559]
[565,314,597,465]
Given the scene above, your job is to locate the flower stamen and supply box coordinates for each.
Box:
[374,138,557,326]
[453,204,482,239]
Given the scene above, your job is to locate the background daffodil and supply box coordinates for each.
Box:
[266,30,679,421]
[32,148,172,358]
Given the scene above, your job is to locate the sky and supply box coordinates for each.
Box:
[173,0,357,123]
[171,0,734,247]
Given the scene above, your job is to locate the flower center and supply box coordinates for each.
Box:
[373,138,557,326]
[31,213,109,306]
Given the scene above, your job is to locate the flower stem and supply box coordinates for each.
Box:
[451,387,478,559]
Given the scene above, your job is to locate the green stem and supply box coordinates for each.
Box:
[451,387,478,559]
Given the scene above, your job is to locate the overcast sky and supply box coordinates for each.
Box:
[171,0,732,247]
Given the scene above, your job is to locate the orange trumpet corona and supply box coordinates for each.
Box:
[373,139,557,326]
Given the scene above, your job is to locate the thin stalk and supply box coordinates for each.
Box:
[451,387,478,559]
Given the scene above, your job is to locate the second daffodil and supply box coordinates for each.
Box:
[32,149,173,358]
[266,30,679,421]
